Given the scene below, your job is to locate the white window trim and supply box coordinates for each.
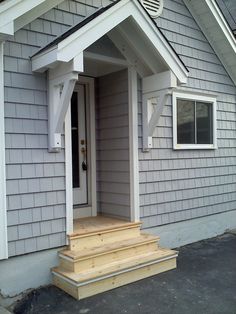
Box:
[173,91,217,150]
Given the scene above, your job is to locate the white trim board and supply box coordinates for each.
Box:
[0,0,64,37]
[0,41,8,260]
[128,67,140,222]
[184,0,236,85]
[64,76,97,234]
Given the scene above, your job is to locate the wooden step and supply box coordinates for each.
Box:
[69,218,142,251]
[59,233,160,272]
[52,248,178,300]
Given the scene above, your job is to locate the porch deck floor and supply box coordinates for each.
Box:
[72,216,136,236]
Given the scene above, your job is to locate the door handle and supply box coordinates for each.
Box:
[82,161,87,171]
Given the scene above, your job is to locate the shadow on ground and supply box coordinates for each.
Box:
[13,234,236,314]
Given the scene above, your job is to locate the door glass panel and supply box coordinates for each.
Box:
[196,102,213,144]
[177,99,195,144]
[71,91,80,188]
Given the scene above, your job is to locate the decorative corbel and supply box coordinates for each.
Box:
[47,54,83,152]
[142,70,177,152]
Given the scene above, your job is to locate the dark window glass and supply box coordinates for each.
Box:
[71,92,80,188]
[177,99,195,144]
[196,102,213,144]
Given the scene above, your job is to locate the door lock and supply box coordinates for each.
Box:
[82,161,87,171]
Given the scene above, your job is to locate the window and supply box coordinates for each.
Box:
[173,92,217,149]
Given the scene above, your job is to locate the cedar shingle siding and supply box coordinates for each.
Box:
[4,0,236,256]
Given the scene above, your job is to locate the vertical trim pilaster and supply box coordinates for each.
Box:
[65,106,73,235]
[0,41,8,260]
[128,67,140,222]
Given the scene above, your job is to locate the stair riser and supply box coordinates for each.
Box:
[53,257,177,300]
[60,241,159,272]
[69,226,140,251]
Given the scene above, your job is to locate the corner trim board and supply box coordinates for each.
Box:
[65,106,73,236]
[0,41,8,260]
[128,67,140,222]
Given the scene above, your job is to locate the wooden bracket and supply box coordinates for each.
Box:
[48,54,83,152]
[142,71,177,152]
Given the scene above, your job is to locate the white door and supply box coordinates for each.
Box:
[71,84,88,206]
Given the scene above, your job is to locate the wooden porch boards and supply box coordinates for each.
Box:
[52,216,177,300]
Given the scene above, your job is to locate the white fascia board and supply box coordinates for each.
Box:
[0,41,8,260]
[32,0,188,85]
[132,0,188,84]
[0,0,62,36]
[32,0,131,71]
[183,0,236,85]
[206,0,236,51]
[32,48,58,72]
[14,0,64,33]
[57,1,132,61]
[57,0,130,55]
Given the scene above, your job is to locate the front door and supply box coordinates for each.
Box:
[71,84,88,206]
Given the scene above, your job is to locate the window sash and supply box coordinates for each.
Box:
[177,99,213,145]
[172,92,217,150]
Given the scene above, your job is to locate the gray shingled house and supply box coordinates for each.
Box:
[0,0,236,301]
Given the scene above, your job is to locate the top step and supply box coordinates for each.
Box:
[68,216,142,251]
[70,216,142,238]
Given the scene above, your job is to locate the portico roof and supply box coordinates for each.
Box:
[31,0,189,84]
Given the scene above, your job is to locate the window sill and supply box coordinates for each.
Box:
[173,144,217,150]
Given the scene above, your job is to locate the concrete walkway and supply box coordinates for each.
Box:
[13,234,236,314]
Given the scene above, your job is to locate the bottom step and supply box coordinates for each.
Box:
[52,253,177,300]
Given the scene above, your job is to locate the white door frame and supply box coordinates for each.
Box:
[65,76,97,234]
[72,84,88,206]
[65,66,140,234]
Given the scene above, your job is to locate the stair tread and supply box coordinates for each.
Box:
[60,233,160,260]
[53,248,177,284]
[70,217,142,239]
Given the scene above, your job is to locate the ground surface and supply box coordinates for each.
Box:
[13,234,236,314]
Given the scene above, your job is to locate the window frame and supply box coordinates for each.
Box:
[173,92,217,150]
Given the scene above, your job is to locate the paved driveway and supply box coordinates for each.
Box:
[13,233,236,314]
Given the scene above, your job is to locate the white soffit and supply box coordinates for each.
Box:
[184,0,236,86]
[0,0,63,37]
[31,0,188,84]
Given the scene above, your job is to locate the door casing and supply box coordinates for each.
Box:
[72,84,88,206]
[65,76,97,233]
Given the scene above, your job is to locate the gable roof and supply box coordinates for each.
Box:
[184,0,236,86]
[31,0,189,84]
[216,0,236,36]
[0,0,63,37]
[32,0,121,57]
[32,0,186,75]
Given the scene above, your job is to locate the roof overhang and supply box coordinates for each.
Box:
[0,0,63,38]
[184,0,236,86]
[31,0,189,85]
